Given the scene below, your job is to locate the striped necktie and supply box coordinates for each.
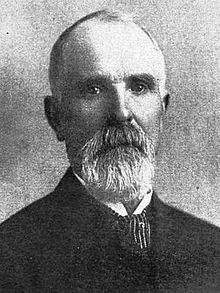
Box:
[115,207,151,252]
[129,212,151,249]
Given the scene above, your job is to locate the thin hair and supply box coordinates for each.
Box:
[49,9,165,98]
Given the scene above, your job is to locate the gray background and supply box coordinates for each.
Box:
[0,0,219,225]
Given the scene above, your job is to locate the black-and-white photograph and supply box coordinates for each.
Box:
[0,1,219,292]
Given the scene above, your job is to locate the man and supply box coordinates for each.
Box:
[0,10,219,293]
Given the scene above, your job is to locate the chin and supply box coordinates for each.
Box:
[84,183,142,204]
[81,146,154,204]
[69,123,156,204]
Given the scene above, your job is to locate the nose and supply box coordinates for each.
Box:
[108,83,133,123]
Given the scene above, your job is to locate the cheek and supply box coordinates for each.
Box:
[130,95,163,143]
[61,99,106,150]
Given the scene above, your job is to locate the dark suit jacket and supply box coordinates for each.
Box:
[0,167,220,292]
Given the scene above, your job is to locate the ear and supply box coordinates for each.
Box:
[162,93,170,111]
[44,96,65,141]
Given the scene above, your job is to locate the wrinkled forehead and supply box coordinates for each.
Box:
[60,20,165,83]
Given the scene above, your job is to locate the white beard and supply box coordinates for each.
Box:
[77,124,155,204]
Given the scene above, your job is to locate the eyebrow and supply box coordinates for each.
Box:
[128,73,158,89]
[74,73,158,87]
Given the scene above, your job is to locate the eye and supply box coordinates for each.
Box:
[130,81,148,94]
[87,85,102,95]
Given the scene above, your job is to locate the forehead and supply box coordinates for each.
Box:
[61,21,163,82]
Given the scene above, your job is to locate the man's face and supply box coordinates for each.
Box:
[50,20,167,203]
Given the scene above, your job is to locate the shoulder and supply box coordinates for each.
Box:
[0,168,88,253]
[0,191,67,254]
[0,169,101,291]
[153,194,220,290]
[153,193,220,250]
[164,200,220,247]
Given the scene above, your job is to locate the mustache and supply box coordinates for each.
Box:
[80,122,155,161]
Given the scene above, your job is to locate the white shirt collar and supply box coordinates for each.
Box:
[74,171,85,186]
[73,170,152,216]
[105,189,152,216]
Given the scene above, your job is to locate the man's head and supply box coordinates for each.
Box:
[45,10,169,204]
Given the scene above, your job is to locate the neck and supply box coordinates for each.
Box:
[101,187,152,216]
[122,198,143,216]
